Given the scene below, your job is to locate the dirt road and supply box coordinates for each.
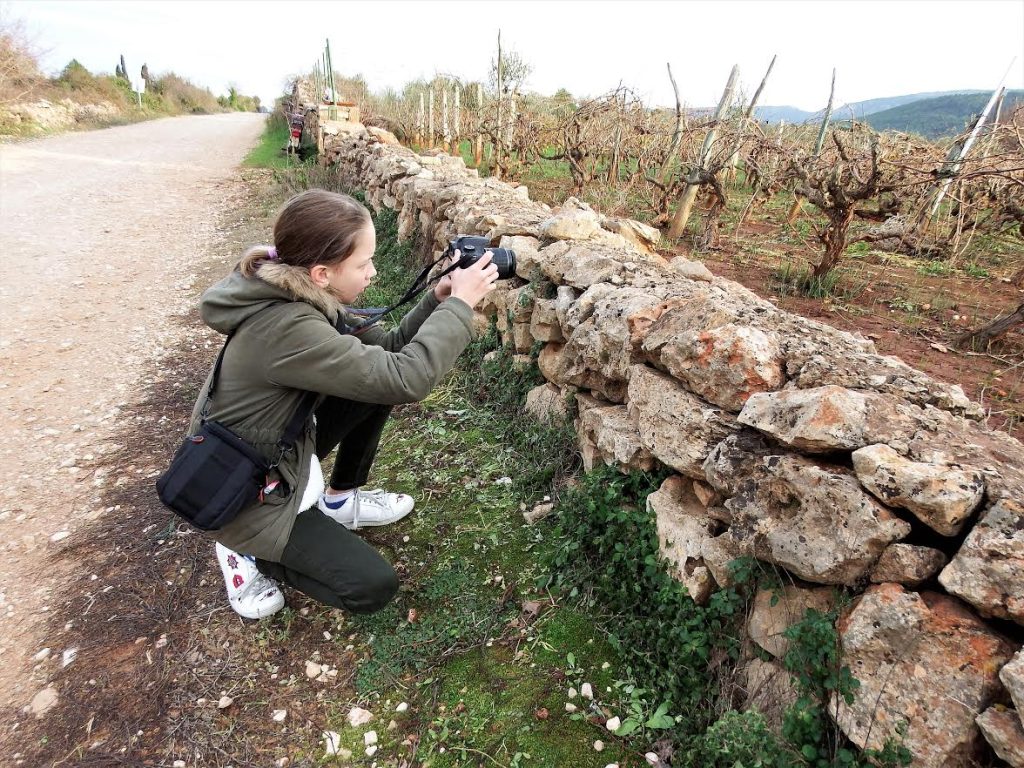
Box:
[0,113,265,713]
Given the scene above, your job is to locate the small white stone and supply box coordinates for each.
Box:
[272,709,287,722]
[581,682,594,700]
[305,660,322,678]
[62,648,78,667]
[365,745,378,757]
[606,716,621,732]
[601,661,611,669]
[32,648,50,662]
[565,702,577,712]
[217,696,233,709]
[348,706,374,726]
[50,531,70,543]
[364,730,378,746]
[395,701,409,713]
[593,739,605,752]
[172,761,186,768]
[322,731,341,756]
[568,686,578,698]
[645,752,661,766]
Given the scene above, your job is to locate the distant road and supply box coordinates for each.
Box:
[0,112,265,712]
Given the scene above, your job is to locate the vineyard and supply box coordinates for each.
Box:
[297,56,1024,437]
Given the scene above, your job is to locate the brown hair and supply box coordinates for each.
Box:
[240,189,372,277]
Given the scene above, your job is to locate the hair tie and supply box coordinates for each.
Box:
[267,246,279,261]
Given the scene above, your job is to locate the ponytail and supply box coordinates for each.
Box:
[240,245,276,277]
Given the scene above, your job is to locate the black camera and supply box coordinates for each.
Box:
[444,235,517,280]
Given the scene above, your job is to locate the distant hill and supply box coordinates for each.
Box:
[864,91,1024,138]
[754,105,814,123]
[753,91,980,125]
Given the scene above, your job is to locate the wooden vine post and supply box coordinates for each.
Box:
[727,54,777,181]
[668,64,740,240]
[416,92,424,146]
[474,83,483,165]
[428,89,435,148]
[442,88,450,151]
[657,63,684,184]
[495,30,504,179]
[788,68,836,224]
[453,84,461,156]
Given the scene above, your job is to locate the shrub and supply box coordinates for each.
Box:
[0,12,42,104]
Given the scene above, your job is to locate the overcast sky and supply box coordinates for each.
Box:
[8,0,1024,112]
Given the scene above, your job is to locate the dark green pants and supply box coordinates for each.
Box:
[255,397,398,614]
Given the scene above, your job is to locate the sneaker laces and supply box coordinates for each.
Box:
[350,489,386,529]
[236,566,279,603]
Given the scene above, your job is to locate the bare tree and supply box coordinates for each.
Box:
[787,124,900,279]
[0,11,42,106]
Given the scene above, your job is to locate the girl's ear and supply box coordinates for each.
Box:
[309,264,329,288]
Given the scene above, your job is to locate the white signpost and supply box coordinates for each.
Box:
[132,77,145,107]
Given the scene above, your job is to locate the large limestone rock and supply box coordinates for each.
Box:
[627,365,740,478]
[537,240,668,290]
[869,544,947,587]
[579,405,655,472]
[537,342,567,385]
[852,444,985,536]
[558,287,672,403]
[907,408,1024,505]
[785,346,981,418]
[834,584,1016,768]
[1001,650,1024,715]
[561,282,617,337]
[703,435,911,585]
[648,475,718,603]
[600,216,661,254]
[538,197,602,241]
[738,386,924,453]
[976,707,1024,767]
[498,234,543,281]
[939,497,1024,625]
[530,298,565,343]
[747,584,835,659]
[524,383,571,425]
[741,657,798,733]
[670,257,715,282]
[645,322,785,413]
[504,284,536,325]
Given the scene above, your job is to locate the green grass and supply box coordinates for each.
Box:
[242,112,296,169]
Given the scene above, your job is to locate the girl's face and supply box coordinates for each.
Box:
[319,222,377,304]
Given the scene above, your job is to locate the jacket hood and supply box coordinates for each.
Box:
[200,262,344,334]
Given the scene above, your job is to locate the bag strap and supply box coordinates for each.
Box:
[199,306,319,463]
[270,390,319,468]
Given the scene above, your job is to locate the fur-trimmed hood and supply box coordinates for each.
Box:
[200,263,345,334]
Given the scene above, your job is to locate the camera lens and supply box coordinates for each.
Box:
[491,249,516,280]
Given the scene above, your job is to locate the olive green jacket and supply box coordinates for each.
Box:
[187,260,475,560]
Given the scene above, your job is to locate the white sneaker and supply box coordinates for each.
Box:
[318,488,415,530]
[214,542,285,619]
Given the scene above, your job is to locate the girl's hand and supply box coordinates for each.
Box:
[449,252,499,309]
[433,254,456,301]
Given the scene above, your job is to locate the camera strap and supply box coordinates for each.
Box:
[343,254,461,334]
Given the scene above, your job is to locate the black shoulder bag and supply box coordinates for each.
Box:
[156,334,318,531]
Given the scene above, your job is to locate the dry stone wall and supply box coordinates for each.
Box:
[321,123,1024,768]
